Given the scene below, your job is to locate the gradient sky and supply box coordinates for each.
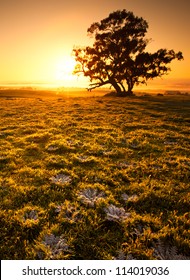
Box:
[1,0,190,90]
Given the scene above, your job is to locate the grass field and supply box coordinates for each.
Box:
[0,89,190,260]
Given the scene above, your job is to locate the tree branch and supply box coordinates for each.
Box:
[87,80,110,91]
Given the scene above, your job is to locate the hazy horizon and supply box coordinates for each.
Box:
[1,78,190,93]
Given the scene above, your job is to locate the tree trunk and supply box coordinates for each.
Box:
[110,79,122,95]
[119,82,127,93]
[126,78,134,95]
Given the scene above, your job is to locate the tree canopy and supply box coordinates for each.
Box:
[73,10,183,95]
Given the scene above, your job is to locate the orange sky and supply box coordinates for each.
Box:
[1,0,190,91]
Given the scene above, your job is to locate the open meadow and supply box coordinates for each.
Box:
[0,89,190,260]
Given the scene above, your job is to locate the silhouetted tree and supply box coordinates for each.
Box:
[73,10,183,96]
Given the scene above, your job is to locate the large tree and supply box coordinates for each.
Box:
[73,10,183,95]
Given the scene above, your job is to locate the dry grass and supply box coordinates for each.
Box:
[0,89,190,259]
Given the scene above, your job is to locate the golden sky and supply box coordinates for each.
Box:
[1,0,190,90]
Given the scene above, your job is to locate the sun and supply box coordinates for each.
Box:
[55,56,77,86]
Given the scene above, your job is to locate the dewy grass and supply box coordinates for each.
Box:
[0,90,190,259]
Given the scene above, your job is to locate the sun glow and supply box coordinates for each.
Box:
[55,56,77,86]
